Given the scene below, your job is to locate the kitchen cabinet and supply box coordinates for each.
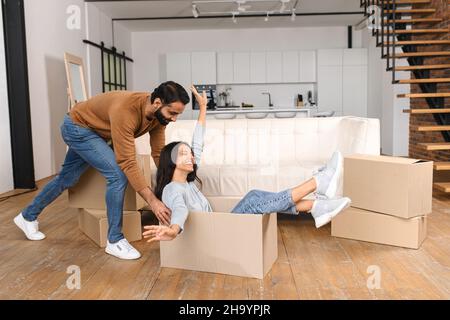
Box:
[166,52,192,119]
[343,65,367,117]
[317,48,367,117]
[318,65,343,115]
[250,52,266,83]
[282,51,299,83]
[266,51,283,83]
[233,52,250,84]
[191,51,216,85]
[299,50,316,82]
[343,48,368,66]
[217,52,233,84]
[317,49,343,66]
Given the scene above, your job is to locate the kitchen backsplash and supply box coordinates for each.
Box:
[216,83,316,108]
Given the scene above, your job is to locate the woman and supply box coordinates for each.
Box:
[143,86,351,243]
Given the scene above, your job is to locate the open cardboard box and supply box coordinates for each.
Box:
[68,154,151,211]
[159,197,278,279]
[344,154,433,218]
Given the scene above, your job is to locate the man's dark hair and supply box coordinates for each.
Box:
[150,81,190,105]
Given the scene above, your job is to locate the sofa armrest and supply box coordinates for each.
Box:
[339,116,381,156]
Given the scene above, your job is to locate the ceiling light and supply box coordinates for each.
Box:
[264,12,269,22]
[192,4,199,18]
[232,13,237,23]
[291,10,296,21]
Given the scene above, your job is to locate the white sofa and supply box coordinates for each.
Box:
[135,116,380,209]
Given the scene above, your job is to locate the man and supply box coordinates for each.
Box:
[13,81,190,260]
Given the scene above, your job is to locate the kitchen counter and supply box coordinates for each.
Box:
[206,107,313,117]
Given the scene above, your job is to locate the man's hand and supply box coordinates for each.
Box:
[143,225,179,243]
[149,198,171,226]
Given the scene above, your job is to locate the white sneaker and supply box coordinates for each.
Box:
[13,213,46,241]
[105,238,141,260]
[311,197,351,228]
[313,150,343,199]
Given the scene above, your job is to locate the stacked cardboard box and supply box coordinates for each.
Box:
[332,154,433,249]
[69,154,151,247]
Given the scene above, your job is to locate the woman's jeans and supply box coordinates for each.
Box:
[22,114,127,243]
[231,189,298,215]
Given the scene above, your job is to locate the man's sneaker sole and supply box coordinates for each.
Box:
[105,246,141,260]
[314,198,351,228]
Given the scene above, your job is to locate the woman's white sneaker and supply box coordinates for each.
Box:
[13,213,46,241]
[105,238,141,260]
[313,151,343,199]
[311,197,351,228]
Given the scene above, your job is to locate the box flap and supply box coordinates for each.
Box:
[346,154,426,165]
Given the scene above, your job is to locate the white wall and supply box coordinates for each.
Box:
[85,4,134,97]
[132,26,362,94]
[24,0,87,181]
[362,29,409,156]
[0,4,14,193]
[24,1,133,180]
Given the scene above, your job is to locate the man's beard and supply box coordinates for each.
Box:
[152,108,171,126]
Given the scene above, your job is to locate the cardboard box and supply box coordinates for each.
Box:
[69,154,152,211]
[344,154,433,218]
[160,207,278,279]
[78,208,142,247]
[331,207,427,249]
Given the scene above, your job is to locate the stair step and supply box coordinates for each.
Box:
[414,125,450,131]
[385,28,449,34]
[434,162,450,170]
[384,8,436,14]
[393,64,450,71]
[383,40,450,46]
[385,18,442,24]
[388,51,450,58]
[398,78,450,84]
[403,108,450,114]
[434,182,450,193]
[418,142,450,150]
[397,92,450,98]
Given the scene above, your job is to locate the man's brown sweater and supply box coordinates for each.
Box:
[69,90,165,192]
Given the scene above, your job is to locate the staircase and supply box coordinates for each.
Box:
[361,0,450,195]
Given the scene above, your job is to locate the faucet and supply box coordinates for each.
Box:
[262,92,273,108]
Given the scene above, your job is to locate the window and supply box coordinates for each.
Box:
[83,40,133,93]
[102,47,127,92]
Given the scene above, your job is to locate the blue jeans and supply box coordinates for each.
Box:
[22,114,128,243]
[231,189,298,215]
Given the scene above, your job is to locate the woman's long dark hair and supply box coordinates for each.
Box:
[154,141,203,200]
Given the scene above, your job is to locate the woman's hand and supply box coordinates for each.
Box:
[191,85,207,125]
[143,225,179,243]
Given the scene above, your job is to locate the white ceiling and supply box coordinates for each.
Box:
[91,0,364,32]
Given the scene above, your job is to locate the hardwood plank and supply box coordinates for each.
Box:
[1,179,450,300]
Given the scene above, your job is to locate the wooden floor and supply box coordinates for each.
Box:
[1,179,449,300]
